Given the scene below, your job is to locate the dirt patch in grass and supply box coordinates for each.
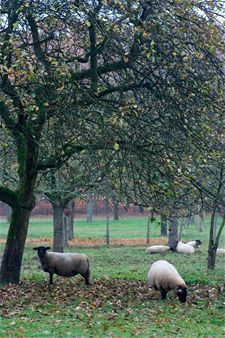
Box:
[0,237,168,246]
[68,237,168,247]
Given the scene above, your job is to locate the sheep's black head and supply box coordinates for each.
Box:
[33,246,51,258]
[176,285,187,303]
[196,239,202,245]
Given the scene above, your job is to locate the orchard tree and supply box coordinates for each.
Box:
[40,151,109,251]
[190,158,225,269]
[0,0,224,284]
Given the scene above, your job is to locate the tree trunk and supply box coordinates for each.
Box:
[63,213,69,248]
[207,244,217,269]
[113,198,119,220]
[52,203,64,252]
[0,142,37,285]
[105,194,110,245]
[168,208,178,250]
[67,200,74,240]
[207,211,219,269]
[139,206,144,214]
[0,206,32,284]
[160,214,167,237]
[197,206,205,232]
[146,216,150,244]
[199,208,205,232]
[87,192,93,223]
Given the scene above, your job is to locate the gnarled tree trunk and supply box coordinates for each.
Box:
[0,135,38,284]
[0,170,36,284]
[0,205,33,284]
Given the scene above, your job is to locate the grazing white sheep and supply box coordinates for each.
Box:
[147,260,187,302]
[176,241,195,254]
[216,248,225,255]
[33,246,90,285]
[146,245,170,254]
[186,239,202,249]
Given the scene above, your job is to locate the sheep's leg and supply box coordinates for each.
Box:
[81,268,90,286]
[49,272,53,285]
[160,288,167,300]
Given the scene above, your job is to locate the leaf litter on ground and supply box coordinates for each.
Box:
[1,278,224,318]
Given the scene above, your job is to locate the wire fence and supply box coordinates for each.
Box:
[1,215,225,247]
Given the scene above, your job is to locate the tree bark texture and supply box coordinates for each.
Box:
[207,245,217,270]
[0,134,38,284]
[168,208,178,250]
[52,203,64,252]
[207,210,222,270]
[63,214,69,248]
[0,206,32,284]
[113,198,119,220]
[87,192,93,223]
[67,200,75,240]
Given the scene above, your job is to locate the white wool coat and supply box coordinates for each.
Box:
[176,241,195,254]
[146,245,170,254]
[147,260,186,292]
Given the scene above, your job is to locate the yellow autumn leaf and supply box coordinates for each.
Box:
[85,19,91,27]
[58,83,65,92]
[142,31,148,39]
[114,143,120,151]
[43,102,49,107]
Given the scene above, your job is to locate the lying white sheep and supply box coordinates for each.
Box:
[216,248,225,255]
[147,260,187,302]
[186,239,202,249]
[176,241,195,254]
[33,246,90,285]
[146,245,170,254]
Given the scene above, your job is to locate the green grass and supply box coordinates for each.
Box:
[1,217,225,337]
[0,215,224,244]
[1,216,162,240]
[1,297,224,338]
[1,245,225,338]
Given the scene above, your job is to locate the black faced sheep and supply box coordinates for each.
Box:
[176,241,195,254]
[147,260,187,302]
[186,239,202,249]
[146,245,170,254]
[33,246,90,285]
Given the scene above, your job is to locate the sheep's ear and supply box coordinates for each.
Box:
[46,247,51,250]
[33,247,38,250]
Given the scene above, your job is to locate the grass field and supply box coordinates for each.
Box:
[1,215,225,243]
[0,217,225,337]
